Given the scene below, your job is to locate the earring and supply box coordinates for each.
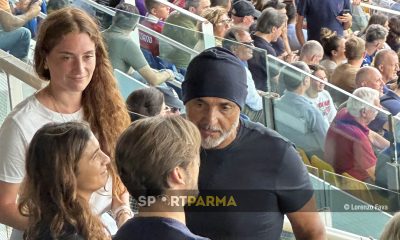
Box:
[44,64,48,70]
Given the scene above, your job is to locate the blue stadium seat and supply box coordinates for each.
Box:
[113,69,148,100]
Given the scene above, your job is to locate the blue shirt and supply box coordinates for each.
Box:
[297,0,351,41]
[241,61,263,111]
[381,89,400,115]
[362,52,375,67]
[274,91,329,158]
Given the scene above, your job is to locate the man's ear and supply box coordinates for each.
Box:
[378,64,384,73]
[360,108,367,118]
[188,6,196,14]
[150,7,157,16]
[166,167,186,188]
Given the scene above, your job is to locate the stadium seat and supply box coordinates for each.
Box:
[297,147,311,165]
[310,155,337,186]
[340,172,375,204]
[113,69,148,100]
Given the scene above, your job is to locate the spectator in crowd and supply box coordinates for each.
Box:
[139,0,170,56]
[380,212,400,240]
[376,113,400,189]
[47,0,70,13]
[325,87,382,183]
[362,24,388,67]
[222,27,265,124]
[350,0,368,32]
[183,47,325,240]
[0,0,40,60]
[10,0,47,39]
[0,7,131,237]
[275,61,328,158]
[126,87,166,121]
[386,15,400,52]
[160,0,210,70]
[353,66,389,136]
[299,40,324,65]
[210,0,231,11]
[248,7,292,91]
[103,3,175,86]
[331,36,365,105]
[286,1,306,51]
[11,0,47,39]
[261,0,291,57]
[370,0,400,12]
[194,6,231,51]
[94,0,123,29]
[305,64,337,123]
[373,49,399,88]
[114,116,207,240]
[355,67,385,95]
[253,0,264,11]
[19,122,111,240]
[357,13,389,39]
[230,0,260,30]
[380,74,400,115]
[296,0,353,45]
[156,86,185,116]
[319,28,346,80]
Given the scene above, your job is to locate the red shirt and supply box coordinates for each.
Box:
[139,18,164,56]
[324,108,377,181]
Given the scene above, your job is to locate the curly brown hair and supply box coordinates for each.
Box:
[19,122,109,240]
[34,7,130,201]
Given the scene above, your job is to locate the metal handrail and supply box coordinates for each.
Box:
[359,1,400,15]
[138,24,199,56]
[154,0,207,22]
[78,0,206,54]
[0,50,44,90]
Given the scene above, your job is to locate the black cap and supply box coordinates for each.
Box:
[231,0,261,18]
[182,47,248,110]
[156,86,184,110]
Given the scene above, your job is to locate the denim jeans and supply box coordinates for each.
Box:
[0,27,31,60]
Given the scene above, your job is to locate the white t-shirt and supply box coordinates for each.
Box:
[305,90,337,123]
[0,94,113,239]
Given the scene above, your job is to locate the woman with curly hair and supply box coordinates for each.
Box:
[194,6,231,52]
[19,122,111,240]
[0,7,131,239]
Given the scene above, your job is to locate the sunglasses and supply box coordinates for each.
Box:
[217,18,233,25]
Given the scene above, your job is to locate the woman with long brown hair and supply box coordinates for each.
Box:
[19,122,111,240]
[0,7,131,239]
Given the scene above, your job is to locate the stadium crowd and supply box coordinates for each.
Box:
[1,0,400,239]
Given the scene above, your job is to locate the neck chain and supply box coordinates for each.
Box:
[48,88,68,123]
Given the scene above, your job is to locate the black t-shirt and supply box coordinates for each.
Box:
[113,217,209,240]
[248,34,277,91]
[186,120,313,240]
